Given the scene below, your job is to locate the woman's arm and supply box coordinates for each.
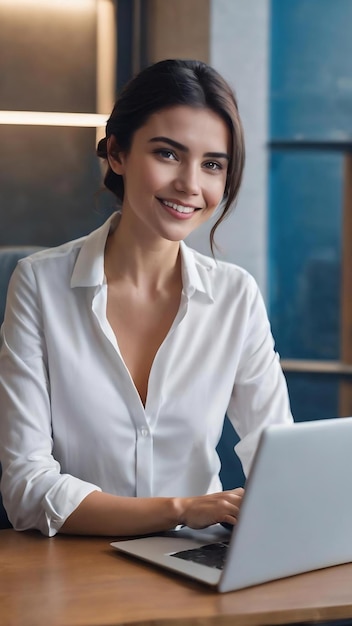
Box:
[0,258,101,536]
[60,488,244,536]
[227,274,293,476]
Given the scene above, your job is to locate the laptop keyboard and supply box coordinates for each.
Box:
[170,541,230,570]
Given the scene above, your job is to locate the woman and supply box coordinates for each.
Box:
[0,59,292,537]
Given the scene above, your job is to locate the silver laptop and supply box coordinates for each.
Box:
[111,417,352,592]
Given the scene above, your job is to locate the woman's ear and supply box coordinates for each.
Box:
[107,136,125,175]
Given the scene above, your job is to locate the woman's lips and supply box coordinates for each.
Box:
[158,198,202,219]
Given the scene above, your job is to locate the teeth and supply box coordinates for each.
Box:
[163,200,194,214]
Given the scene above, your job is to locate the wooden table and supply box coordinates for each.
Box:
[1,529,352,626]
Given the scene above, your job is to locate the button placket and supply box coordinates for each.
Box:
[136,425,153,497]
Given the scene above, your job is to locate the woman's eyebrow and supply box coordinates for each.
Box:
[149,136,188,152]
[204,151,230,161]
[149,136,229,160]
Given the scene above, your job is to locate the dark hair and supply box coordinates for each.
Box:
[97,59,245,252]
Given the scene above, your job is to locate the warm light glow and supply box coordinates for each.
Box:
[0,111,108,128]
[0,0,95,8]
[96,0,116,151]
[97,0,116,115]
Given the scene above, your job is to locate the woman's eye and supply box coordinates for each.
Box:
[155,149,177,160]
[204,161,222,171]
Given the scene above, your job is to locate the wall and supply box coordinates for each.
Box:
[147,0,210,63]
[0,0,116,247]
[187,0,270,297]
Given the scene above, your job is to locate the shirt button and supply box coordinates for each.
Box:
[140,428,149,437]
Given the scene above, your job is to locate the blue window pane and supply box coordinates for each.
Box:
[271,0,352,141]
[285,373,340,422]
[269,151,343,360]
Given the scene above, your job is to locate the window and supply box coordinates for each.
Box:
[269,0,352,420]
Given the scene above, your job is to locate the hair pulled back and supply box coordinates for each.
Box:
[97,59,245,252]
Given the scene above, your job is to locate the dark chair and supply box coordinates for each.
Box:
[0,246,43,529]
[217,416,245,490]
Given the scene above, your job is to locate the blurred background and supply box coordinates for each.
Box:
[1,0,352,425]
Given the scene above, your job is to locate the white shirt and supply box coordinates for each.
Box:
[0,213,293,536]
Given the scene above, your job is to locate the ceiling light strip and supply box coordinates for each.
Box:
[0,111,108,127]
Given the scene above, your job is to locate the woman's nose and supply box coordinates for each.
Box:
[174,164,201,195]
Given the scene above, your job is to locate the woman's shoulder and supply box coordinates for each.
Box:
[15,215,113,284]
[19,236,86,266]
[182,242,257,289]
[14,236,87,286]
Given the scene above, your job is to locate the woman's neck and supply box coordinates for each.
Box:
[104,215,182,294]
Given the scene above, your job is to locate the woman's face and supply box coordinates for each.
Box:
[108,105,230,245]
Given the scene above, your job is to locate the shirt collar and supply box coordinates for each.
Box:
[71,212,215,303]
[180,241,215,303]
[70,213,119,288]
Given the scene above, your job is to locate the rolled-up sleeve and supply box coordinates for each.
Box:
[0,260,100,536]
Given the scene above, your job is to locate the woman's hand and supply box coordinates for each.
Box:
[176,487,245,530]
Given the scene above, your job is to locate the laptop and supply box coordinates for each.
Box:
[111,417,352,592]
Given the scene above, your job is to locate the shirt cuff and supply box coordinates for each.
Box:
[41,474,102,537]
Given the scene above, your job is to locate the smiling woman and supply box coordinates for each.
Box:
[105,105,230,245]
[0,59,293,538]
[97,59,244,253]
